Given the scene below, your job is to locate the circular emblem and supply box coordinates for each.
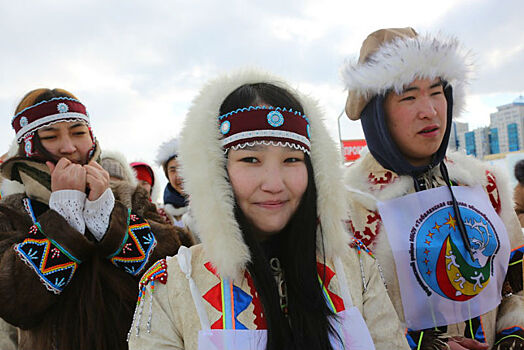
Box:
[24,139,32,156]
[414,206,499,301]
[19,116,28,127]
[267,111,284,127]
[57,102,69,113]
[220,120,231,135]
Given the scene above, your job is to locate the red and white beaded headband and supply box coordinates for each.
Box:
[12,97,90,143]
[218,106,311,154]
[11,97,92,157]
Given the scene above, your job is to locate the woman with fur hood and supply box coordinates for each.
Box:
[0,88,193,350]
[128,69,409,350]
[342,28,524,349]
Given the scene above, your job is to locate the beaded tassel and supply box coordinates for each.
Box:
[147,281,155,332]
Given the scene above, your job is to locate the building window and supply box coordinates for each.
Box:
[508,123,520,151]
[489,128,499,154]
[465,131,476,156]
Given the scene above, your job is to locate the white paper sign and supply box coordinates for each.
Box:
[377,186,510,330]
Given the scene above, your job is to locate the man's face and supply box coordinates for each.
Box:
[167,157,184,194]
[384,77,448,167]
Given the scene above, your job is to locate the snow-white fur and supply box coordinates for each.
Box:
[179,68,350,280]
[341,32,473,119]
[155,138,179,167]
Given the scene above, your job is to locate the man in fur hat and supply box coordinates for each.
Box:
[342,28,524,350]
[155,138,189,228]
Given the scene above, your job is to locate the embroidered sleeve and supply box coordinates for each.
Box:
[49,190,86,234]
[84,188,115,241]
[13,221,82,294]
[106,210,157,276]
[494,326,524,349]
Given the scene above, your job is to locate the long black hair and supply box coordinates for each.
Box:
[221,83,339,350]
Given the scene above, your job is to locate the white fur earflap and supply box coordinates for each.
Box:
[341,32,473,118]
[155,138,179,167]
[179,68,350,280]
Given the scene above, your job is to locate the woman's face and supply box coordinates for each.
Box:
[37,121,93,164]
[227,144,308,240]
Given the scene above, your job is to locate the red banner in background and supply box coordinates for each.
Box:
[341,139,367,162]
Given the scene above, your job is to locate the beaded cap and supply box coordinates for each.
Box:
[218,106,311,154]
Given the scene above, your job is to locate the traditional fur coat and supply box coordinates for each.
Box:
[345,151,524,348]
[0,169,193,350]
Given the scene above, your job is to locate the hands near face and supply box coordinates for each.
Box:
[47,158,110,201]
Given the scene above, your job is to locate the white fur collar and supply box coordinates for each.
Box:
[179,68,350,280]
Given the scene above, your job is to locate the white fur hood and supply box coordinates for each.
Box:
[179,68,350,280]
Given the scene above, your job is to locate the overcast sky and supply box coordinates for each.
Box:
[1,0,523,171]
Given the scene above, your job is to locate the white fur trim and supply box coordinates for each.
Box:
[179,68,350,280]
[155,138,179,166]
[164,203,188,217]
[100,149,138,186]
[341,32,473,118]
[0,178,25,198]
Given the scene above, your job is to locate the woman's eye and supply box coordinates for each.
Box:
[39,136,56,140]
[73,132,87,136]
[430,91,443,96]
[284,157,303,163]
[240,157,258,163]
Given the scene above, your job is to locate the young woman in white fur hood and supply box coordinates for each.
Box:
[128,69,409,350]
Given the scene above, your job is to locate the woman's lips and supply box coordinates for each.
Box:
[256,200,287,209]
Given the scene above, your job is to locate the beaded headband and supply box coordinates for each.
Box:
[11,97,93,158]
[218,106,311,154]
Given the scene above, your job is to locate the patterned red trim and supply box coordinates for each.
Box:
[346,210,381,248]
[485,170,501,214]
[245,271,267,329]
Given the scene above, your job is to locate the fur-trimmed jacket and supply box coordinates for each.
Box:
[0,181,193,350]
[345,151,524,348]
[128,243,409,350]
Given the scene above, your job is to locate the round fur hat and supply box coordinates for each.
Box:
[179,68,350,280]
[341,27,473,120]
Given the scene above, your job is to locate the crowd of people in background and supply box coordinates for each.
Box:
[0,27,523,350]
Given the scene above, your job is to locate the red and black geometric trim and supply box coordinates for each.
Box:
[108,210,157,276]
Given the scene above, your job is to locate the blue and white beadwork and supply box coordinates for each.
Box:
[57,102,69,113]
[19,116,28,127]
[307,124,311,139]
[24,139,32,156]
[267,110,284,127]
[220,120,231,135]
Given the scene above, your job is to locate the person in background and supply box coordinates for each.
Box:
[342,27,524,349]
[100,150,137,184]
[513,159,524,228]
[130,161,156,199]
[155,138,189,228]
[0,88,192,350]
[128,69,409,350]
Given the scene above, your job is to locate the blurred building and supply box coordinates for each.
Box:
[489,96,524,153]
[448,121,469,152]
[451,96,524,159]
